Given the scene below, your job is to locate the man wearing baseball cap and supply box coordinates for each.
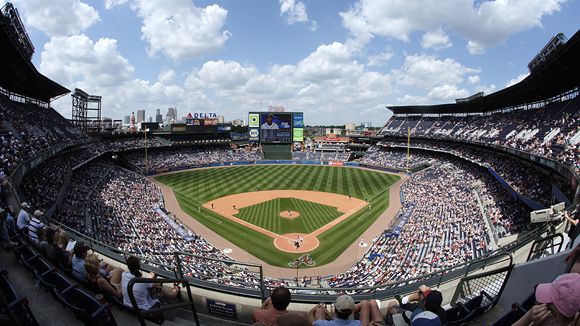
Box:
[313,295,361,325]
[513,273,580,326]
[16,202,31,234]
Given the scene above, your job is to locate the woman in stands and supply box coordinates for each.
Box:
[85,253,123,299]
[512,273,580,326]
[120,256,179,310]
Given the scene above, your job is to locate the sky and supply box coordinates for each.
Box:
[3,0,579,125]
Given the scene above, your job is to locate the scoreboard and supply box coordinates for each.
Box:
[248,112,304,143]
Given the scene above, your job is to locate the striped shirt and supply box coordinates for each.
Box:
[28,217,44,244]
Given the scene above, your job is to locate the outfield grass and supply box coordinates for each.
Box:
[235,197,342,234]
[156,165,399,268]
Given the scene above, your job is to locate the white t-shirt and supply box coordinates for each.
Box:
[17,209,30,230]
[121,272,160,310]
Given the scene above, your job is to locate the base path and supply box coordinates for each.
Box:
[203,190,367,254]
[152,167,408,278]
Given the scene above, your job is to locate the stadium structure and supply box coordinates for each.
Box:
[0,2,579,325]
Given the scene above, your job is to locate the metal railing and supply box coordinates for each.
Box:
[127,277,199,326]
[526,232,565,262]
[41,211,554,303]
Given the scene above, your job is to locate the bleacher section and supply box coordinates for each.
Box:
[379,96,580,173]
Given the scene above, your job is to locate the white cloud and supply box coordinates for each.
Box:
[104,0,127,9]
[132,0,230,60]
[198,60,257,91]
[279,0,317,31]
[158,68,176,83]
[427,84,469,100]
[393,54,478,90]
[468,75,480,84]
[340,0,564,54]
[16,0,99,37]
[39,34,206,119]
[421,29,452,50]
[505,72,530,88]
[367,52,393,67]
[179,41,393,124]
[40,35,133,87]
[295,42,362,81]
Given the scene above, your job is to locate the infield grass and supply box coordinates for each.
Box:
[235,198,342,234]
[155,165,399,268]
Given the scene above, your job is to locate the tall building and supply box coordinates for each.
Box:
[147,115,152,123]
[155,109,163,123]
[166,107,177,124]
[123,115,130,125]
[136,109,145,124]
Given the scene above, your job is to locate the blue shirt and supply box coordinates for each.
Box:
[72,255,87,282]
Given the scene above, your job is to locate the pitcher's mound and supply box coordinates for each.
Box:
[274,233,319,253]
[280,211,300,219]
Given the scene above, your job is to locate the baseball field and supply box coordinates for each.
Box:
[155,165,399,268]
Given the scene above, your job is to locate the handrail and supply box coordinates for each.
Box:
[526,232,565,262]
[127,277,200,326]
[41,208,554,301]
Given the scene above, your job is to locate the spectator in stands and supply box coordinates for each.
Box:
[275,313,311,326]
[121,256,179,310]
[28,210,45,245]
[39,227,57,260]
[85,253,123,299]
[71,241,90,283]
[311,295,383,325]
[16,202,31,234]
[252,286,292,325]
[564,211,579,242]
[54,229,72,272]
[398,285,445,325]
[513,273,580,326]
[0,208,17,249]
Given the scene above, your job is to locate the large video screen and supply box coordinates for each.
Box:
[248,112,303,143]
[259,113,292,142]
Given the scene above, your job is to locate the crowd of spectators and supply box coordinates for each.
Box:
[88,166,279,289]
[20,145,103,210]
[373,141,560,207]
[327,155,530,289]
[123,145,262,171]
[358,147,432,170]
[0,94,87,173]
[379,96,580,173]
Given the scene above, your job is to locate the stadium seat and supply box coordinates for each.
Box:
[0,270,40,326]
[58,287,117,326]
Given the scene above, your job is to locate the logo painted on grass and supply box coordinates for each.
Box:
[288,254,316,267]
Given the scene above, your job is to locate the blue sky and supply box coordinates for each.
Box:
[4,0,579,125]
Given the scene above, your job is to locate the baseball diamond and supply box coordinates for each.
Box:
[154,165,399,268]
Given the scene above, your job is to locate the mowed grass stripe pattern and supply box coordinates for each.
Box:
[156,166,399,267]
[235,198,342,234]
[157,165,395,203]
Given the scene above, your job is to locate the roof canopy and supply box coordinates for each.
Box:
[0,13,68,102]
[388,29,580,115]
